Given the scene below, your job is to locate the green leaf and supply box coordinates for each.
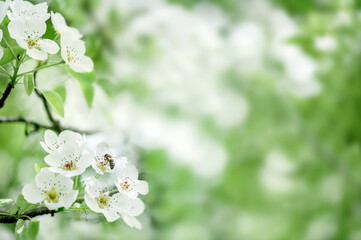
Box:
[0,198,13,207]
[64,66,96,83]
[43,90,64,117]
[8,195,39,215]
[78,80,95,107]
[15,219,24,235]
[64,65,95,107]
[25,220,39,240]
[54,85,66,102]
[0,24,24,66]
[34,162,49,173]
[24,74,34,96]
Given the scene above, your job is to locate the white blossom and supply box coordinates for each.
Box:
[40,129,86,154]
[22,168,78,210]
[92,142,127,175]
[60,31,94,72]
[0,0,9,23]
[51,11,82,38]
[8,0,49,21]
[44,142,93,177]
[84,177,130,222]
[8,18,59,60]
[115,164,149,199]
[120,197,145,230]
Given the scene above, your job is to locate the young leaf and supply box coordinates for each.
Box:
[25,220,40,240]
[0,198,13,207]
[54,85,66,102]
[24,74,34,96]
[78,80,95,107]
[34,162,49,173]
[64,65,96,83]
[64,65,95,107]
[42,90,64,117]
[15,219,24,235]
[8,194,39,215]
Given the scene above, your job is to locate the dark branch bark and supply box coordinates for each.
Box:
[0,83,14,109]
[0,116,96,135]
[0,207,58,223]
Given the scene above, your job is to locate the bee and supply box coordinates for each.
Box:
[104,154,115,170]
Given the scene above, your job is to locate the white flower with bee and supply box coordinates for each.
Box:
[92,142,127,175]
[84,177,131,222]
[115,164,149,199]
[44,142,93,177]
[22,168,78,210]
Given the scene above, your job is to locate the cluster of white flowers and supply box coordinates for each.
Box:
[23,130,148,229]
[0,0,93,72]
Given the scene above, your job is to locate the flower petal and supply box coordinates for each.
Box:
[126,198,145,217]
[84,194,101,213]
[96,142,110,157]
[38,39,59,54]
[102,208,120,222]
[118,164,138,180]
[27,49,48,61]
[77,153,93,169]
[44,153,63,168]
[35,168,54,191]
[135,180,149,195]
[40,141,52,153]
[121,215,142,230]
[60,190,78,209]
[44,130,58,151]
[110,192,131,213]
[69,55,94,73]
[22,184,43,204]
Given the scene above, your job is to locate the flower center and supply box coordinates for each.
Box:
[44,187,59,203]
[27,37,39,49]
[62,160,77,171]
[96,193,110,209]
[96,161,109,172]
[119,180,131,191]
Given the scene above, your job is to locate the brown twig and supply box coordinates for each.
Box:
[0,207,59,223]
[0,116,96,135]
[0,83,14,109]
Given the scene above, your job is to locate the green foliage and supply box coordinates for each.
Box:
[34,162,49,173]
[23,74,34,96]
[42,90,65,117]
[0,198,13,207]
[64,66,95,107]
[8,195,39,216]
[54,85,66,102]
[15,219,40,240]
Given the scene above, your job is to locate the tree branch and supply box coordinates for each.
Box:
[0,116,96,135]
[0,207,58,223]
[0,83,14,108]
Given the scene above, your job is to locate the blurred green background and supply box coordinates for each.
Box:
[1,0,361,239]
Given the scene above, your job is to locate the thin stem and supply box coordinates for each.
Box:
[95,173,100,178]
[33,64,61,132]
[17,61,64,78]
[74,176,79,190]
[2,37,17,62]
